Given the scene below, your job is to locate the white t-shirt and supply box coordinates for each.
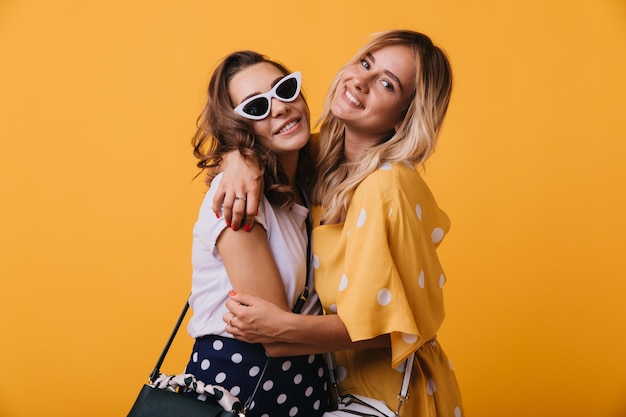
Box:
[187,173,319,339]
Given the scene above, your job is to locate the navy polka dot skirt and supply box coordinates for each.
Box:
[184,335,329,417]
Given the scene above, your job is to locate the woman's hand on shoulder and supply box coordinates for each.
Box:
[212,150,264,232]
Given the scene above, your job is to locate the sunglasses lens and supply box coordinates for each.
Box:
[276,77,298,100]
[242,98,269,118]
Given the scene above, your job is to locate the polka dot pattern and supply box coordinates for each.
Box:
[184,336,328,416]
[311,161,461,416]
[431,227,444,243]
[377,288,392,306]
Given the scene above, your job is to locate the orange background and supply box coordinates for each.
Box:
[1,1,626,416]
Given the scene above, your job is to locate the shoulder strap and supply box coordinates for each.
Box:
[149,300,190,383]
[325,351,415,415]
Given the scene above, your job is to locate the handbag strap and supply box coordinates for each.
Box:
[242,194,313,414]
[149,301,190,383]
[326,350,415,415]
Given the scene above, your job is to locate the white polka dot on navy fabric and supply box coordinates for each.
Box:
[455,406,462,417]
[277,394,287,404]
[402,333,418,344]
[261,414,269,417]
[263,380,274,391]
[294,374,303,384]
[312,254,319,269]
[314,399,321,410]
[307,354,315,364]
[231,353,242,363]
[230,386,241,396]
[416,204,422,221]
[427,378,437,395]
[432,227,444,243]
[329,304,337,313]
[318,367,324,377]
[201,359,210,370]
[289,407,298,416]
[418,270,425,288]
[282,361,292,371]
[305,386,314,397]
[380,162,392,170]
[377,288,392,306]
[249,366,260,377]
[357,209,366,227]
[439,274,446,288]
[215,372,226,383]
[339,274,348,291]
[212,340,224,350]
[192,352,198,362]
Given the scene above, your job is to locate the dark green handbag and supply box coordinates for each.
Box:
[126,302,243,417]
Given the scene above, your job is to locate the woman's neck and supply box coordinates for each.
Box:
[278,151,299,186]
[343,128,386,164]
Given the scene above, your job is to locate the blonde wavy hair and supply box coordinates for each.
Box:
[311,30,453,223]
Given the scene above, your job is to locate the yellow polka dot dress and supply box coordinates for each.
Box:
[312,162,464,416]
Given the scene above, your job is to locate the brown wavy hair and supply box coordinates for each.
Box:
[192,51,314,208]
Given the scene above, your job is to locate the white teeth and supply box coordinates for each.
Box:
[345,90,364,108]
[278,120,298,134]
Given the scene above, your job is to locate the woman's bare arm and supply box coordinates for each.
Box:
[224,292,390,357]
[218,226,289,311]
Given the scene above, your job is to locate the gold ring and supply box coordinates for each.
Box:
[228,316,235,327]
[234,196,247,201]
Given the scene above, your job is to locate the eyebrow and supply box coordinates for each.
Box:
[366,53,404,92]
[239,75,285,103]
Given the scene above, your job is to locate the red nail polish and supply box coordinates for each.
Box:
[244,223,252,232]
[215,212,221,219]
[228,290,237,296]
[232,224,239,231]
[226,221,231,227]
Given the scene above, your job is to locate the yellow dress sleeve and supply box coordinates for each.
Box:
[337,162,450,369]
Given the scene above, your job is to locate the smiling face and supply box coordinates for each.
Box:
[228,62,310,158]
[330,44,417,140]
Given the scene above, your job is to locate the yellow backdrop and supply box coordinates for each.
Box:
[1,0,625,416]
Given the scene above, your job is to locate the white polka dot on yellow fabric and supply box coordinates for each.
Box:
[431,227,444,243]
[416,204,422,221]
[347,228,351,238]
[426,378,437,395]
[455,406,462,417]
[449,359,455,371]
[439,274,446,288]
[377,288,392,306]
[388,207,393,218]
[418,270,425,288]
[357,209,366,227]
[402,333,418,344]
[339,274,348,291]
[402,160,414,169]
[380,162,392,170]
[330,304,337,313]
[312,254,319,269]
[337,366,347,382]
